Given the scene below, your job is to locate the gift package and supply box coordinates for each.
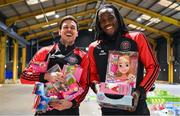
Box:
[33,64,83,113]
[96,51,138,110]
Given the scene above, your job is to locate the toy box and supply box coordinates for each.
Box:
[97,51,138,109]
[33,64,84,113]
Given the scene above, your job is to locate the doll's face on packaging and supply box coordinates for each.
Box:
[98,8,118,36]
[118,56,130,74]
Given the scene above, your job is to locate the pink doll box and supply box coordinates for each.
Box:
[99,82,132,96]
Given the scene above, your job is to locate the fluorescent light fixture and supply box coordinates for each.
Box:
[150,18,161,23]
[158,0,172,7]
[42,25,49,28]
[26,0,48,5]
[174,69,177,72]
[128,24,137,29]
[35,14,44,19]
[35,11,55,19]
[85,47,89,51]
[169,3,178,9]
[46,11,55,17]
[136,17,142,22]
[88,28,93,31]
[145,18,161,26]
[174,5,180,11]
[55,14,60,18]
[140,28,145,31]
[140,14,151,20]
[50,22,58,26]
[42,23,57,28]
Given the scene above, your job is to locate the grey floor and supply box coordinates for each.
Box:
[0,81,180,116]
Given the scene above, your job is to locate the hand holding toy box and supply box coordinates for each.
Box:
[97,51,138,110]
[32,64,84,113]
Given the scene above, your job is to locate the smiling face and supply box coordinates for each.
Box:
[59,19,78,46]
[118,55,130,75]
[98,8,118,36]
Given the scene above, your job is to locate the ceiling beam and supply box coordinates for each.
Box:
[26,19,92,40]
[6,0,97,25]
[0,20,29,47]
[27,17,170,41]
[124,18,170,37]
[39,36,53,42]
[0,0,22,7]
[18,9,96,34]
[108,0,180,27]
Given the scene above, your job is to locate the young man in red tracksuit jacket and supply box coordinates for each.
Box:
[88,4,159,115]
[20,15,89,115]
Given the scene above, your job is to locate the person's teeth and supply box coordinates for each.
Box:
[106,26,112,30]
[66,33,72,36]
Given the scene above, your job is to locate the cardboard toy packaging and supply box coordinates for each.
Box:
[32,64,84,113]
[96,51,138,110]
[30,61,48,73]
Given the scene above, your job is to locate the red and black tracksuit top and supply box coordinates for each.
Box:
[20,42,89,107]
[88,32,160,99]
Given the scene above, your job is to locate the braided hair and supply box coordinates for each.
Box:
[95,4,128,40]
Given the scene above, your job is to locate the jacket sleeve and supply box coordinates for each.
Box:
[20,47,50,84]
[135,32,160,93]
[72,50,89,106]
[88,43,100,93]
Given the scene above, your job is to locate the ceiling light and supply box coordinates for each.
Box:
[50,23,58,26]
[150,18,161,23]
[88,28,93,31]
[35,14,44,19]
[140,14,151,20]
[26,0,48,5]
[35,11,55,19]
[136,17,142,22]
[42,23,57,28]
[42,24,50,28]
[128,24,137,29]
[158,0,172,7]
[46,11,55,17]
[55,14,60,18]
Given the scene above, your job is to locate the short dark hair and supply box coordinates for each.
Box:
[95,4,128,40]
[59,15,78,30]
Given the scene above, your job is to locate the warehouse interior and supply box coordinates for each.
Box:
[0,0,180,115]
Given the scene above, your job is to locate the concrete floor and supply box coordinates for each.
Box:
[0,82,180,116]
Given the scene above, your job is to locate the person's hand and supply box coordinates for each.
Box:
[127,90,140,112]
[44,72,65,83]
[49,99,73,111]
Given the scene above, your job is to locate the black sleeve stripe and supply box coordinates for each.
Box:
[145,65,159,92]
[141,33,159,91]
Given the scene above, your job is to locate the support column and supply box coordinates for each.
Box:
[22,47,26,71]
[13,40,18,83]
[166,38,174,84]
[0,34,6,84]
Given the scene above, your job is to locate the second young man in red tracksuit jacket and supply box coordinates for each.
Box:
[88,4,159,115]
